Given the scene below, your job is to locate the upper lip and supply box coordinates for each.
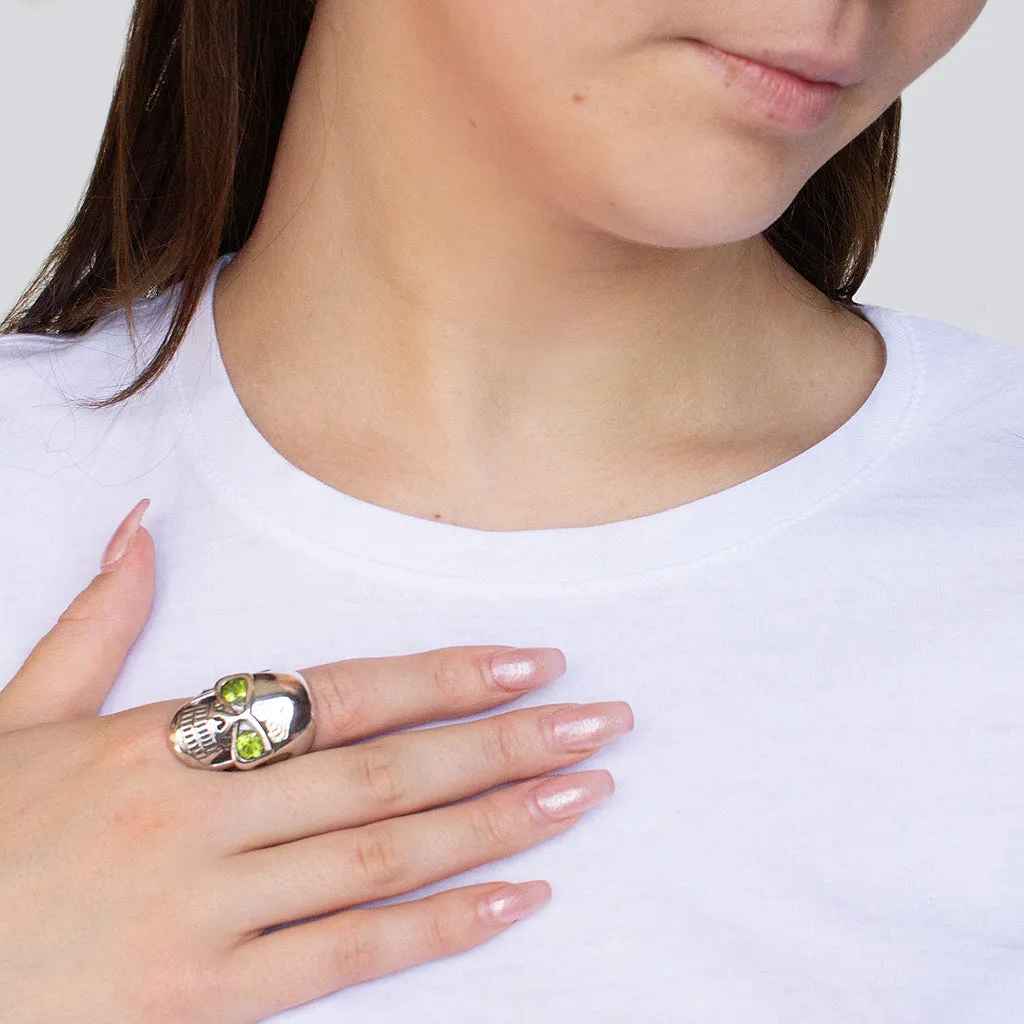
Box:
[692,40,865,88]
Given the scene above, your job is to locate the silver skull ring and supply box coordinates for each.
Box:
[168,671,315,770]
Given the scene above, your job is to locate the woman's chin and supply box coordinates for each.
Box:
[551,138,817,252]
[582,184,800,252]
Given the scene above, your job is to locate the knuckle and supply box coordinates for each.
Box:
[471,799,520,853]
[92,714,178,782]
[81,716,151,777]
[102,716,162,769]
[55,594,129,651]
[355,744,406,811]
[481,717,524,775]
[108,792,188,848]
[86,718,217,845]
[136,959,213,1024]
[422,904,466,957]
[318,664,371,737]
[331,925,381,983]
[352,824,406,889]
[429,651,482,705]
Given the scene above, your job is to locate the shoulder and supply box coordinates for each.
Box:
[0,292,180,474]
[0,292,174,402]
[854,307,1024,538]
[864,305,1024,437]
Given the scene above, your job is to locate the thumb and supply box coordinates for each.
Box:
[0,500,156,734]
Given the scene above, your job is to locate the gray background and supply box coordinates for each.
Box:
[1,0,1020,346]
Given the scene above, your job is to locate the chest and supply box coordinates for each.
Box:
[4,519,1023,1022]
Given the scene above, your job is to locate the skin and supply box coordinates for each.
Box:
[1,3,993,1019]
[214,0,988,530]
[0,506,634,1022]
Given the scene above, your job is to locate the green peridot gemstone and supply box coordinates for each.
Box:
[235,731,266,762]
[220,676,248,705]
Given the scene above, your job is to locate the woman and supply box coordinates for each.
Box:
[1,0,1020,1021]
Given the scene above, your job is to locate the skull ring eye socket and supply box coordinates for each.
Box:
[217,675,250,708]
[234,726,268,763]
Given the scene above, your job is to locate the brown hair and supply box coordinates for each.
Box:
[1,0,901,407]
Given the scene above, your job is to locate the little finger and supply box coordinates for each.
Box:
[231,880,552,1020]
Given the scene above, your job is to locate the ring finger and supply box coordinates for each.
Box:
[229,769,615,933]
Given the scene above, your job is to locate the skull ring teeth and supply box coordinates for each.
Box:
[169,672,315,770]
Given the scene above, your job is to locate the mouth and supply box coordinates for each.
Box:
[683,39,858,133]
[717,44,864,88]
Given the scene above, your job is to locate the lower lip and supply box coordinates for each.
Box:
[687,40,842,133]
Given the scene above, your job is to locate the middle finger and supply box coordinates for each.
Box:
[226,701,634,850]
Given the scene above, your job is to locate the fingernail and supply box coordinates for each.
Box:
[545,702,634,752]
[487,648,567,691]
[480,881,553,926]
[527,770,615,822]
[100,499,151,572]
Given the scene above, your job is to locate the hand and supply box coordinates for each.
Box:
[0,502,633,1024]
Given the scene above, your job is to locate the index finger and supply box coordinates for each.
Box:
[300,646,567,751]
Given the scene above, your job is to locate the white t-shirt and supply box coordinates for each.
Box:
[2,253,1023,1023]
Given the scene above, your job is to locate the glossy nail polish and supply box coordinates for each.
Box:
[528,771,615,822]
[481,881,553,926]
[488,648,567,691]
[100,499,151,572]
[545,702,634,751]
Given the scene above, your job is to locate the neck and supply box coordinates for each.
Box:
[212,1,884,530]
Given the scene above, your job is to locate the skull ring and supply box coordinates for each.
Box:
[169,671,315,770]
